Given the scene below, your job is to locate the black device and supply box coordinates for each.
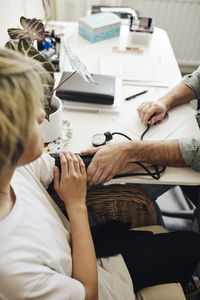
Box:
[50,153,94,170]
[50,151,165,180]
[50,116,165,180]
[49,120,165,181]
[56,72,115,105]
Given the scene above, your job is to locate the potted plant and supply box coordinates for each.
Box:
[5,16,66,143]
[6,16,96,143]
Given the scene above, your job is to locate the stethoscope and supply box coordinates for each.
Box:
[91,119,152,147]
[91,118,166,180]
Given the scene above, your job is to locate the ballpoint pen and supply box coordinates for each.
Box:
[125,90,148,101]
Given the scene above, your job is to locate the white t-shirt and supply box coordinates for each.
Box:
[0,153,135,300]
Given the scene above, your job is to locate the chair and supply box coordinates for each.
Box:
[160,185,200,233]
[161,103,200,233]
[48,182,186,299]
[86,183,186,300]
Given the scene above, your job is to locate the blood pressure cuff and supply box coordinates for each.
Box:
[50,153,165,180]
[50,153,94,170]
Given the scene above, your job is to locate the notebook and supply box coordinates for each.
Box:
[55,72,122,114]
[56,72,115,105]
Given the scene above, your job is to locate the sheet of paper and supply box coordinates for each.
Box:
[100,55,168,86]
[114,104,196,141]
[63,113,138,152]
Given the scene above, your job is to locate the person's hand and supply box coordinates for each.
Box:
[82,143,129,186]
[137,100,167,125]
[53,152,87,210]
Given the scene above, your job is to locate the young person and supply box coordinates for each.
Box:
[0,49,97,300]
[1,48,200,300]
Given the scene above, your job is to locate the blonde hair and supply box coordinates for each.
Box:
[0,48,49,173]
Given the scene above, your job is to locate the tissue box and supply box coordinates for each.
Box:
[78,12,121,43]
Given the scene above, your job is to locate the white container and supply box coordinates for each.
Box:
[42,95,63,143]
[128,31,153,46]
[129,17,154,46]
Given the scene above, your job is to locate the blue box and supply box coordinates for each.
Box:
[78,12,121,43]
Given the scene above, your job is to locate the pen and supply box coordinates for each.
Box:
[125,90,148,101]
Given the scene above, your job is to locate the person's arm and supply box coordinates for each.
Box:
[25,152,55,187]
[179,136,200,172]
[137,83,196,125]
[53,152,98,300]
[158,83,196,109]
[126,139,186,166]
[83,139,187,186]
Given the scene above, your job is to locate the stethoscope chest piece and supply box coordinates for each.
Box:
[92,131,113,147]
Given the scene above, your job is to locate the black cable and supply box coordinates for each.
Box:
[51,127,166,180]
[112,132,132,141]
[140,122,151,140]
[114,164,166,179]
[109,130,166,180]
[113,120,151,142]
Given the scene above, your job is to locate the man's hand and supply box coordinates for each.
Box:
[82,143,129,186]
[53,152,87,210]
[137,100,167,125]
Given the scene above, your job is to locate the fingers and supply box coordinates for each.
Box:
[59,152,69,173]
[60,152,85,176]
[87,162,97,184]
[137,102,149,124]
[53,166,60,190]
[137,102,155,125]
[68,152,80,173]
[88,168,104,186]
[143,107,157,125]
[76,154,86,176]
[81,146,102,154]
[87,162,113,186]
[150,113,165,125]
[94,172,113,186]
[137,101,166,125]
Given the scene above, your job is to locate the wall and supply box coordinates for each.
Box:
[0,0,44,47]
[1,0,199,69]
[53,0,200,69]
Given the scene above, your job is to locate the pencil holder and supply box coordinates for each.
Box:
[128,17,154,46]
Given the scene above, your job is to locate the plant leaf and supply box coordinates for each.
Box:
[5,41,18,50]
[18,39,55,119]
[8,16,45,42]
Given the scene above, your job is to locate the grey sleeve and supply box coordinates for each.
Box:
[179,137,200,172]
[181,66,200,99]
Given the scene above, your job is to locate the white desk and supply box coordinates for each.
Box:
[56,22,200,186]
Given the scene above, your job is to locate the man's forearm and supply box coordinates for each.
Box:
[126,139,187,167]
[159,83,196,111]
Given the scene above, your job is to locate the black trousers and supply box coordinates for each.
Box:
[122,230,200,293]
[91,221,200,293]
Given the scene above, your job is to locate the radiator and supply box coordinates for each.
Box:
[123,0,200,67]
